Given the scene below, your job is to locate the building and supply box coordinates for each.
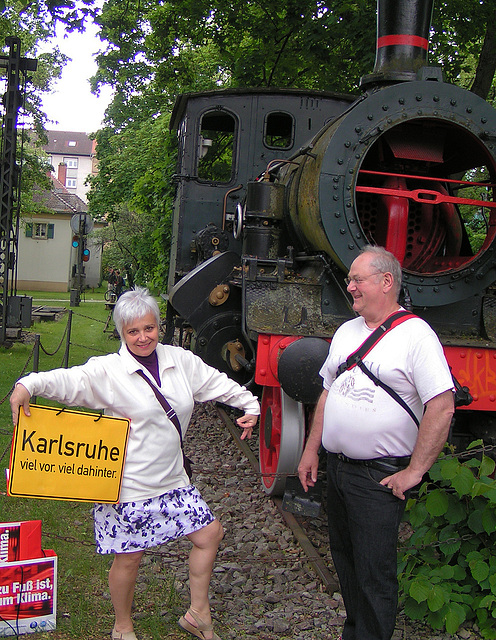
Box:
[17,176,104,292]
[16,131,103,292]
[44,130,97,203]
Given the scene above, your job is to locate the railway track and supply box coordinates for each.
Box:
[215,405,339,594]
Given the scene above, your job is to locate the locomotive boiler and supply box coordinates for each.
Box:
[166,0,496,495]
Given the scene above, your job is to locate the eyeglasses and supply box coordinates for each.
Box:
[344,271,384,286]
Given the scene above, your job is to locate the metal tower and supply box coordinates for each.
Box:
[0,37,37,343]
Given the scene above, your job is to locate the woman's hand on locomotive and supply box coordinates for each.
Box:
[10,383,31,426]
[236,413,258,440]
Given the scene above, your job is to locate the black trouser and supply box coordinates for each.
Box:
[327,453,409,640]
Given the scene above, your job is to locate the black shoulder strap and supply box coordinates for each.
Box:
[336,310,417,378]
[354,360,420,427]
[334,310,420,427]
[136,369,193,479]
[136,369,182,437]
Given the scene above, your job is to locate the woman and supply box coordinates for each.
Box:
[10,287,260,640]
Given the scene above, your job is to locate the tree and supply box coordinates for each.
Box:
[431,0,496,101]
[87,112,177,285]
[0,1,99,129]
[0,1,100,215]
[91,0,377,99]
[92,1,496,101]
[471,23,496,100]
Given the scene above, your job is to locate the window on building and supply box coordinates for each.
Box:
[264,111,294,149]
[64,157,78,168]
[197,110,236,183]
[25,223,54,239]
[66,178,77,188]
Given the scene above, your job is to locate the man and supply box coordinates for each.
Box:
[298,245,454,640]
[107,267,116,290]
[114,269,124,297]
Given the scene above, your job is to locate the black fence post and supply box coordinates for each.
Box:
[32,334,40,403]
[62,310,72,368]
[33,334,40,373]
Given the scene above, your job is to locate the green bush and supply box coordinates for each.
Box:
[399,440,496,638]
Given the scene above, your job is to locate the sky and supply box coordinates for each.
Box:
[40,21,113,134]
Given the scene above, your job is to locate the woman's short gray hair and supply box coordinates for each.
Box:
[113,287,160,339]
[360,245,402,298]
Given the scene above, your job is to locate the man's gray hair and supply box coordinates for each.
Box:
[360,245,402,298]
[113,287,161,340]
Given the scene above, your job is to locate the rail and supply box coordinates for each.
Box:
[215,405,339,593]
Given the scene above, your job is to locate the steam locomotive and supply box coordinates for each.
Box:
[165,0,496,495]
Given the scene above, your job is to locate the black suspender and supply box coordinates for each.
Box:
[336,310,416,378]
[335,311,420,427]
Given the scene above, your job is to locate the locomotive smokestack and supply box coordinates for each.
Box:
[361,0,434,88]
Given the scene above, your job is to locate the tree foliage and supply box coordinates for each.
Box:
[431,0,496,99]
[399,441,496,638]
[92,0,496,99]
[88,112,177,286]
[1,1,98,130]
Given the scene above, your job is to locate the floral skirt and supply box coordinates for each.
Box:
[93,484,215,554]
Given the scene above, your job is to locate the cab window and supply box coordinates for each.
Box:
[264,111,294,149]
[197,110,236,183]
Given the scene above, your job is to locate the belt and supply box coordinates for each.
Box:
[336,453,411,474]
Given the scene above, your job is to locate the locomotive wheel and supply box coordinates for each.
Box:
[259,386,305,496]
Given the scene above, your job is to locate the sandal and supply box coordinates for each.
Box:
[178,608,221,640]
[111,630,138,640]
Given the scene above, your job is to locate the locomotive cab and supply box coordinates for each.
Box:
[167,88,356,387]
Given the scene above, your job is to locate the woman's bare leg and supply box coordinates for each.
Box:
[109,550,144,634]
[183,520,224,638]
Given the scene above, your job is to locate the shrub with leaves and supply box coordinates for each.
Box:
[398,440,496,638]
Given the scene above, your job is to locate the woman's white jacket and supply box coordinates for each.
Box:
[18,343,260,503]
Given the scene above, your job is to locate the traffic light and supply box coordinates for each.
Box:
[72,235,80,248]
[82,247,90,262]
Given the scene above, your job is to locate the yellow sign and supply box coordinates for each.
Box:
[8,405,130,503]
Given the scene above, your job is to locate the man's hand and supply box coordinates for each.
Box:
[298,450,320,492]
[297,389,327,492]
[380,467,424,500]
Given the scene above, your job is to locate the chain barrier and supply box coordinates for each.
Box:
[40,531,306,566]
[39,321,68,357]
[0,308,116,422]
[0,309,116,401]
[2,310,496,568]
[400,532,478,553]
[452,442,496,458]
[73,311,108,325]
[0,442,11,466]
[0,344,37,466]
[0,343,36,405]
[0,308,118,473]
[69,342,113,355]
[246,442,496,480]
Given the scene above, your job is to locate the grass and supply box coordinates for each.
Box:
[0,289,185,640]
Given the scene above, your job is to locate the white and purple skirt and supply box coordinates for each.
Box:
[93,485,215,554]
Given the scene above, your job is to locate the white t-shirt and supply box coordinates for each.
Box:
[320,313,453,459]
